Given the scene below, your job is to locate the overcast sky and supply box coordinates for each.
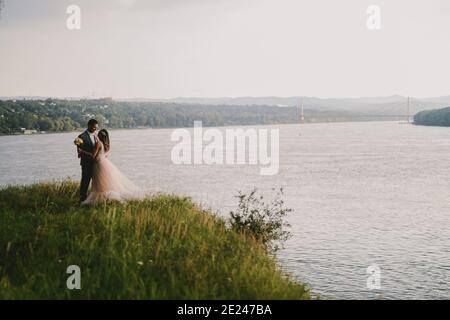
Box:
[0,0,449,99]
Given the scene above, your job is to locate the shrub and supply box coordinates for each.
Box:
[228,188,292,254]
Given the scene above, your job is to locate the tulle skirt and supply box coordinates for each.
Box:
[82,157,146,205]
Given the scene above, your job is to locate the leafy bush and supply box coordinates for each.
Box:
[228,188,292,254]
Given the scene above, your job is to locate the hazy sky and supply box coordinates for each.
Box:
[0,0,449,99]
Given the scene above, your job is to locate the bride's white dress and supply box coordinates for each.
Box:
[82,142,145,205]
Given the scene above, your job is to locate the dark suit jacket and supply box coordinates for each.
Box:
[78,130,96,167]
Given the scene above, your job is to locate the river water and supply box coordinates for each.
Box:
[1,121,449,299]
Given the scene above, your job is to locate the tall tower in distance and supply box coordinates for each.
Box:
[407,96,410,124]
[300,97,305,123]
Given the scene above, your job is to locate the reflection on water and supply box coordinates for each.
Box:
[1,121,450,299]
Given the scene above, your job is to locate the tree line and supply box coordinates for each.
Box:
[0,98,389,135]
[414,107,450,126]
[0,98,304,134]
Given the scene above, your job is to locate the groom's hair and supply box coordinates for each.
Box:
[87,119,98,126]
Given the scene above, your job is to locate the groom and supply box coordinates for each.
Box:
[77,119,99,203]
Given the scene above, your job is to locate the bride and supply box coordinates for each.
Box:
[81,129,145,205]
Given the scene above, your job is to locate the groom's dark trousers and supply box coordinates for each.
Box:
[80,163,94,203]
[78,130,96,203]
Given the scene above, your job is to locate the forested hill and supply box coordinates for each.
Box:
[0,98,393,135]
[414,107,450,126]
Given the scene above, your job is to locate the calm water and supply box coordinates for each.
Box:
[1,121,450,299]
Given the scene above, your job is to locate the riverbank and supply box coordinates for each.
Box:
[0,180,311,299]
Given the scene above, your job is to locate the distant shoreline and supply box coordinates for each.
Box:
[0,119,406,138]
[0,98,425,136]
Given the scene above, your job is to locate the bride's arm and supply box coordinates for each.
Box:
[92,141,101,159]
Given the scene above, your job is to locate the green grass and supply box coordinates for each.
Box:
[0,180,311,299]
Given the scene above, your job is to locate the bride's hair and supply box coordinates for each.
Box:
[98,129,110,152]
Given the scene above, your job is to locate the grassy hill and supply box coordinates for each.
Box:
[0,180,311,299]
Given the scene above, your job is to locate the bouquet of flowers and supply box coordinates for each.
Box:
[74,137,83,146]
[74,137,83,158]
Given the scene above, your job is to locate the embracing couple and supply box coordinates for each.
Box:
[76,119,145,205]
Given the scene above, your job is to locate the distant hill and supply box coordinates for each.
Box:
[3,95,449,116]
[119,95,449,117]
[414,107,450,126]
[119,95,410,106]
[0,96,51,101]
